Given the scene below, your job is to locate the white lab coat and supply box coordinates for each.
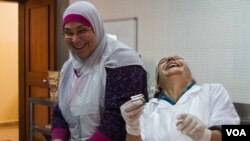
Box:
[140,83,240,141]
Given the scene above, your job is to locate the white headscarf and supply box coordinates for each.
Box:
[59,1,145,140]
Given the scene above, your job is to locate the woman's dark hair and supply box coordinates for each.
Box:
[154,91,161,98]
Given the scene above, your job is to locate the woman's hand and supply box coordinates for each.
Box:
[120,98,145,136]
[176,113,211,141]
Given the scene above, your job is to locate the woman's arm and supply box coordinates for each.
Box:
[51,104,70,141]
[120,99,145,141]
[89,65,148,141]
[209,84,240,124]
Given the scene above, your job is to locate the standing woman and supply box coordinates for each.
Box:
[51,1,148,141]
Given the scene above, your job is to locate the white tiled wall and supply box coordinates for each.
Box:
[78,0,250,103]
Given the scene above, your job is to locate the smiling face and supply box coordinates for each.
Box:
[63,21,97,60]
[157,55,193,86]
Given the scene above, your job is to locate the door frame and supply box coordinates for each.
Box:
[2,0,56,140]
[19,1,26,141]
[1,1,26,140]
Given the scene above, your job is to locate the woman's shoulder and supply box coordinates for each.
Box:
[105,38,141,60]
[60,58,73,73]
[199,83,229,98]
[201,83,227,91]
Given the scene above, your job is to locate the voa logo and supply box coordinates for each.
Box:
[226,129,246,136]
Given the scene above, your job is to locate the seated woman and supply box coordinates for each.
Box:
[120,55,240,141]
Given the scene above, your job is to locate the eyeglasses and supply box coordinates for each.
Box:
[63,27,92,38]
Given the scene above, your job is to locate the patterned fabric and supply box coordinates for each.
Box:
[52,65,148,141]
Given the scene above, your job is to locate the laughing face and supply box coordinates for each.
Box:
[63,21,97,60]
[157,55,193,84]
[158,55,185,76]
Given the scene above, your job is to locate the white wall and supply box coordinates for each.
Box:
[0,2,18,123]
[85,0,250,103]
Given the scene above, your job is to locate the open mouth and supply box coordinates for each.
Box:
[74,42,88,50]
[166,62,180,70]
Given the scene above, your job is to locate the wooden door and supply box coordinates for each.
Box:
[19,0,56,140]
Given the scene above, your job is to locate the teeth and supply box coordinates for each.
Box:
[75,43,87,49]
[75,46,83,49]
[168,63,178,68]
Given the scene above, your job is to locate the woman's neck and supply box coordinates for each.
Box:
[162,77,191,102]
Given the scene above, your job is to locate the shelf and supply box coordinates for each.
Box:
[32,126,51,135]
[30,97,57,141]
[29,97,57,107]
